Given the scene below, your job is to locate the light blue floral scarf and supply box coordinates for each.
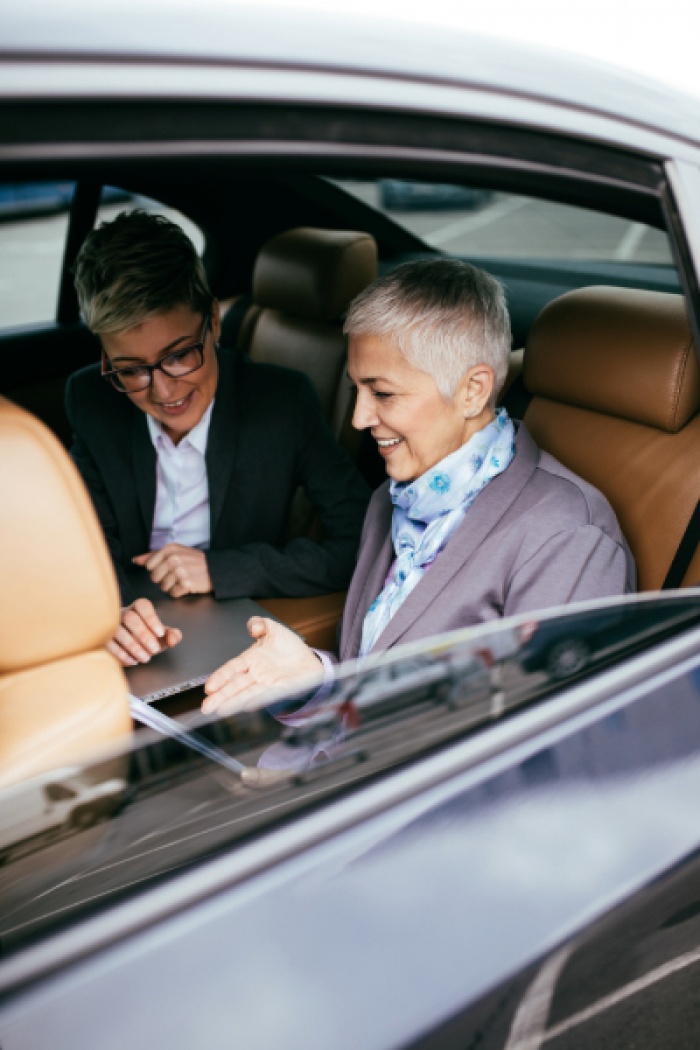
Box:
[359,408,516,657]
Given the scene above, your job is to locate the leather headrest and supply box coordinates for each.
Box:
[0,398,120,673]
[524,286,700,433]
[253,227,378,322]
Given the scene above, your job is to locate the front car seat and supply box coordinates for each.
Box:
[0,397,132,788]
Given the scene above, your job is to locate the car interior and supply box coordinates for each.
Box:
[0,143,698,784]
[0,397,132,788]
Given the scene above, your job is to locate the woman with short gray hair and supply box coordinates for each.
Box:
[345,257,511,400]
[202,258,635,716]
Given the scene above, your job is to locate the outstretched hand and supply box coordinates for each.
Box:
[201,616,323,717]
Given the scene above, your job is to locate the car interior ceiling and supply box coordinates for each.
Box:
[0,153,697,665]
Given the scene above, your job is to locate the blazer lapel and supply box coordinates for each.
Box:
[131,410,157,537]
[207,348,240,541]
[369,425,540,655]
[340,486,394,661]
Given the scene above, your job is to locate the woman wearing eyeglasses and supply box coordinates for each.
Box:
[66,210,369,668]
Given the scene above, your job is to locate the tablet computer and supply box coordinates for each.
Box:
[125,592,275,703]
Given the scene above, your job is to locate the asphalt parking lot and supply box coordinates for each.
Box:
[337,179,673,262]
[0,183,673,330]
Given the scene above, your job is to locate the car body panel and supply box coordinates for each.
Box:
[3,622,700,1047]
[2,3,699,150]
[1,63,699,173]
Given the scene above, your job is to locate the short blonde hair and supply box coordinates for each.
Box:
[74,210,211,334]
[344,258,511,397]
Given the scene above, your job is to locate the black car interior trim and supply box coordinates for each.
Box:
[55,180,101,324]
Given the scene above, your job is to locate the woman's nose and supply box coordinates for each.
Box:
[151,366,178,400]
[352,390,378,430]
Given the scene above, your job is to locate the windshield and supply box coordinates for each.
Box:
[1,591,699,956]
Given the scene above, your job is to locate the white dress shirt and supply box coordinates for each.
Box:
[146,401,214,550]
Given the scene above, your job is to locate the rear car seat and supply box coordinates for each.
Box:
[522,286,700,591]
[230,226,377,454]
[236,227,378,648]
[0,397,132,787]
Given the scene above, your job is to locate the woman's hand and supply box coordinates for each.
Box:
[132,544,213,598]
[202,616,323,717]
[107,598,182,667]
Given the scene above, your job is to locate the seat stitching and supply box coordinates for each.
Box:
[670,334,693,431]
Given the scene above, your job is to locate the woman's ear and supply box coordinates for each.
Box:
[459,364,496,419]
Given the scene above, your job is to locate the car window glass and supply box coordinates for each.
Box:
[0,182,75,329]
[96,188,205,256]
[2,591,699,957]
[332,179,674,266]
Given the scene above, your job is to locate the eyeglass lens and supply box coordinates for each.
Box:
[111,345,204,391]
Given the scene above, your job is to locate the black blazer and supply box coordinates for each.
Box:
[65,347,370,604]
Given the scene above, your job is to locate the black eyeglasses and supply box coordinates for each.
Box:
[102,315,210,393]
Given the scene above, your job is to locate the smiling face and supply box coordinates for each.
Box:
[348,334,496,483]
[101,303,220,444]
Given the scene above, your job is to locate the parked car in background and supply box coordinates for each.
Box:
[518,597,700,679]
[0,183,131,221]
[0,182,75,220]
[0,767,127,865]
[3,3,700,1048]
[379,178,493,210]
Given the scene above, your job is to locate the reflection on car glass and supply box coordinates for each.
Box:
[2,593,700,956]
[260,593,700,778]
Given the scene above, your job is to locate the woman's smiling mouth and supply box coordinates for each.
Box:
[157,392,194,415]
[376,437,403,458]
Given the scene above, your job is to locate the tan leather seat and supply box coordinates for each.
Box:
[248,226,378,444]
[523,286,700,591]
[0,397,132,788]
[243,229,377,643]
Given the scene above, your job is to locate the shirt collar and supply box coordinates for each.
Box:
[146,398,215,455]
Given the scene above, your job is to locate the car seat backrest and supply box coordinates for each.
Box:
[523,285,700,591]
[248,227,378,443]
[0,396,132,788]
[240,228,378,638]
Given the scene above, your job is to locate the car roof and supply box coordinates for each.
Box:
[2,1,700,151]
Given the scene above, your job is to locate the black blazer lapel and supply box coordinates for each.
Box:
[207,348,240,541]
[131,409,157,537]
[368,425,540,655]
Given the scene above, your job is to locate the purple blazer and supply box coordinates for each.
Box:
[337,424,635,661]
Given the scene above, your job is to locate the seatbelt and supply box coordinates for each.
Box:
[663,499,700,589]
[220,293,253,353]
[501,372,533,421]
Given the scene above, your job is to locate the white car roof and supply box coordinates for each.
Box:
[2,1,699,152]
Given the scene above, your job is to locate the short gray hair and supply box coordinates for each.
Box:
[73,210,211,334]
[343,258,511,398]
